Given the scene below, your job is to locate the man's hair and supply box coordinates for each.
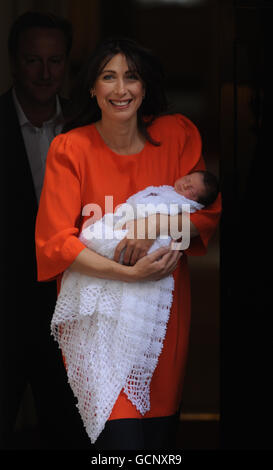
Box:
[8,11,73,58]
[195,170,219,206]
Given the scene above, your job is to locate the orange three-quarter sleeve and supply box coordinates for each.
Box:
[35,133,86,282]
[174,114,221,256]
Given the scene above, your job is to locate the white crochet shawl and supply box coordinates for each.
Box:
[51,186,203,443]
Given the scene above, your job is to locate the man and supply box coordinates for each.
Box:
[0,11,90,449]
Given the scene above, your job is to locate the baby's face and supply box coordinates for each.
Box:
[174,172,205,201]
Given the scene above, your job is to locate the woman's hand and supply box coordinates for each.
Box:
[114,218,156,265]
[128,244,182,282]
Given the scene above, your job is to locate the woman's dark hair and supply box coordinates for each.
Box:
[8,11,73,58]
[63,36,168,145]
[195,170,220,206]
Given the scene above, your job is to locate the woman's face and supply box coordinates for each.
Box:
[92,53,145,124]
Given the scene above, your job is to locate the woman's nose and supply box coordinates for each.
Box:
[114,78,126,95]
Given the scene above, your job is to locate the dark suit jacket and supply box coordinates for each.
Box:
[0,88,70,364]
[0,89,58,325]
[0,89,92,449]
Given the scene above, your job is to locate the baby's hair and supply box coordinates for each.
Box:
[193,170,219,206]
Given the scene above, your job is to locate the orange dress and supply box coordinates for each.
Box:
[35,113,221,421]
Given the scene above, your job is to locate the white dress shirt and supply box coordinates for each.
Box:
[12,88,64,203]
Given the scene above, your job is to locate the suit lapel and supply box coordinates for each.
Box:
[3,89,38,214]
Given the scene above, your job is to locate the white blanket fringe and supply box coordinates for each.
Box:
[51,186,201,443]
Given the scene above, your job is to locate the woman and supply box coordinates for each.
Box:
[35,37,221,450]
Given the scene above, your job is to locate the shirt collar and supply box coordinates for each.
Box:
[12,87,63,128]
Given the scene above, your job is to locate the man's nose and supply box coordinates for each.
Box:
[41,61,51,80]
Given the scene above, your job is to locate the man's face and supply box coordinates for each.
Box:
[12,27,67,105]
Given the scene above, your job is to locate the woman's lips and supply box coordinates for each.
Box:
[109,99,132,108]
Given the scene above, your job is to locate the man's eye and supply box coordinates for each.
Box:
[50,58,63,64]
[25,58,39,64]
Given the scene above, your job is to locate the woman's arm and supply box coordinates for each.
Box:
[113,213,198,266]
[36,134,182,283]
[70,244,182,282]
[113,114,221,266]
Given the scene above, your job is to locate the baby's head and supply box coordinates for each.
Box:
[174,170,219,206]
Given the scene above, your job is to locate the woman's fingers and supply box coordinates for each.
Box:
[115,238,182,278]
[131,245,182,282]
[123,245,134,265]
[113,238,127,262]
[146,246,170,262]
[160,248,180,267]
[129,248,143,266]
[166,249,182,271]
[152,248,182,279]
[114,236,156,265]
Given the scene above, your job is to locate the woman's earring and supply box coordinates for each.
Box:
[90,89,95,98]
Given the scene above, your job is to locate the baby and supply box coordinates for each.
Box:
[80,170,219,254]
[51,170,219,444]
[174,170,219,206]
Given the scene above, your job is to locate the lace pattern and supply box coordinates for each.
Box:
[51,186,200,443]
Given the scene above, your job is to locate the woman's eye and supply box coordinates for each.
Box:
[102,74,114,80]
[127,73,139,80]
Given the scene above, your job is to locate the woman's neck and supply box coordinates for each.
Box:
[95,118,145,155]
